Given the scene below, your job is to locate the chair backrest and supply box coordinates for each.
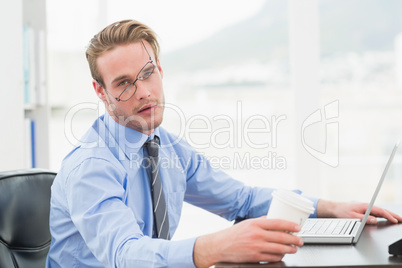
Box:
[0,169,56,268]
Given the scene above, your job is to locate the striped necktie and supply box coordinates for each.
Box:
[144,136,170,240]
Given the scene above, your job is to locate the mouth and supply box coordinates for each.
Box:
[138,103,157,114]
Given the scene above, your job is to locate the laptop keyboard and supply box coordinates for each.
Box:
[300,219,352,235]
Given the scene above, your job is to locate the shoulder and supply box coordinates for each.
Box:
[61,116,127,176]
[56,140,127,189]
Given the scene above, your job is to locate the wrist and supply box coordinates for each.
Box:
[193,234,219,268]
[316,199,337,218]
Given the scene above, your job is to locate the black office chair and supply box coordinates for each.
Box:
[0,169,56,268]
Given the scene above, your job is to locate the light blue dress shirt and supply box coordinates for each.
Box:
[46,113,318,268]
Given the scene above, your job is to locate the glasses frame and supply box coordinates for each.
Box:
[97,40,155,102]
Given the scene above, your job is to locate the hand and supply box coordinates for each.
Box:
[317,200,402,224]
[193,217,303,268]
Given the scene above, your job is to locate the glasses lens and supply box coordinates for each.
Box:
[119,83,137,102]
[138,62,155,81]
[117,61,155,102]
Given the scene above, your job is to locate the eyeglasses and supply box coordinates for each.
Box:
[98,40,155,102]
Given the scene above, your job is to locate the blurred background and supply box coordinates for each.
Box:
[4,0,402,240]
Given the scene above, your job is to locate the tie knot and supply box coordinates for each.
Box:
[145,136,159,157]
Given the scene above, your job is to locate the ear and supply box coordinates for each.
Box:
[92,80,107,102]
[157,59,163,79]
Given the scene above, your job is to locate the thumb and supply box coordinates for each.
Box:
[366,216,377,225]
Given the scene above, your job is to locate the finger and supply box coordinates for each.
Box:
[366,215,378,225]
[369,207,399,223]
[380,209,402,223]
[350,205,399,223]
[380,210,398,223]
[260,242,299,255]
[262,230,304,247]
[352,208,400,224]
[249,238,299,259]
[258,253,285,263]
[388,210,402,222]
[257,217,302,233]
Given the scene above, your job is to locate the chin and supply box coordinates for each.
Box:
[148,117,163,131]
[131,117,164,134]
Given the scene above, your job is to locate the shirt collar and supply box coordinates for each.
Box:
[103,112,160,160]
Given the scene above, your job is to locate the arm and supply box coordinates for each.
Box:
[65,158,195,267]
[193,217,303,268]
[183,150,287,221]
[316,199,402,224]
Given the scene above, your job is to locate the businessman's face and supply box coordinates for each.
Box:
[93,41,165,135]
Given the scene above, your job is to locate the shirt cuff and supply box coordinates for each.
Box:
[168,237,197,267]
[304,196,319,218]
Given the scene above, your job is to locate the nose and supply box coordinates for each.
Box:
[134,81,151,100]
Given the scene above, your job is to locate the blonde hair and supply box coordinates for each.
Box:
[86,19,160,87]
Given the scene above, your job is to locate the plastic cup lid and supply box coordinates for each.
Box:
[273,189,315,214]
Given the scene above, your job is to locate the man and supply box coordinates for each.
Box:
[46,19,402,268]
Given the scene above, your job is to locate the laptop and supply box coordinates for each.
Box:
[297,141,399,244]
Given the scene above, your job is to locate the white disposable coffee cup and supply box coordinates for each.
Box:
[266,189,315,226]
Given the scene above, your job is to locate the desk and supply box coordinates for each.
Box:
[216,220,402,267]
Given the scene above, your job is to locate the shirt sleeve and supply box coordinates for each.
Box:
[65,157,197,267]
[182,148,319,221]
[181,149,269,220]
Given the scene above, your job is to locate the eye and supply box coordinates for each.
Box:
[143,71,153,78]
[118,81,129,87]
[139,66,155,80]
